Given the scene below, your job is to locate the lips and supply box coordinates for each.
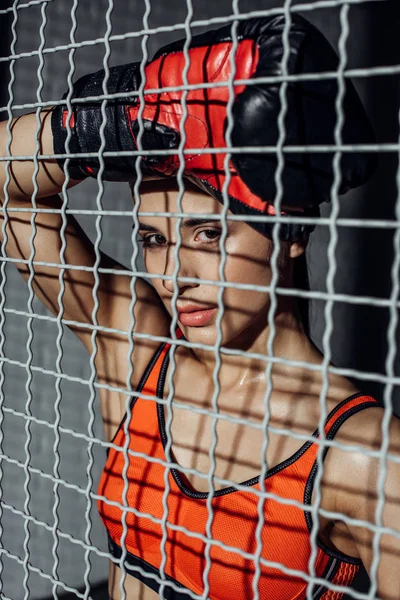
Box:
[176,304,217,327]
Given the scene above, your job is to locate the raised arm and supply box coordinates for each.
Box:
[0,109,79,200]
[0,110,170,368]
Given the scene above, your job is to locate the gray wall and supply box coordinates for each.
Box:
[0,0,398,598]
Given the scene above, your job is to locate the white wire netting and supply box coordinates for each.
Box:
[0,0,398,599]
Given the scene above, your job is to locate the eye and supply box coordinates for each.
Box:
[140,233,167,248]
[195,229,221,243]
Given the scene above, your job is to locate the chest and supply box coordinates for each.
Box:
[99,343,364,584]
[100,372,360,566]
[166,402,311,493]
[100,393,340,600]
[160,360,326,494]
[98,344,335,495]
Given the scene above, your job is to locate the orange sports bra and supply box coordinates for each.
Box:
[97,334,379,599]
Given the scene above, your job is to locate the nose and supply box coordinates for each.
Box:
[162,242,199,295]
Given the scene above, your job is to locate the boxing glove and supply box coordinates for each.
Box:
[51,14,377,240]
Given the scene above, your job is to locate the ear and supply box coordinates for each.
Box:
[288,236,309,259]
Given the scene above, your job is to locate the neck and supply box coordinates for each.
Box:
[191,299,318,392]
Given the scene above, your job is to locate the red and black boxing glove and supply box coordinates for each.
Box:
[51,15,377,240]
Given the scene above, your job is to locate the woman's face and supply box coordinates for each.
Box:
[138,182,298,348]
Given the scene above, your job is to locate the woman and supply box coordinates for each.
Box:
[1,14,399,600]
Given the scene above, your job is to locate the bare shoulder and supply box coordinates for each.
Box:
[322,401,400,597]
[328,401,399,460]
[322,400,400,516]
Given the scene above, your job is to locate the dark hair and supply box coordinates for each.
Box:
[277,240,311,338]
[292,251,310,337]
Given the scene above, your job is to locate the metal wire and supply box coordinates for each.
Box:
[4,491,356,600]
[22,1,49,596]
[3,315,400,394]
[84,3,115,600]
[0,0,391,65]
[2,63,400,113]
[4,269,400,316]
[201,3,239,597]
[0,0,388,18]
[158,3,194,597]
[49,0,79,593]
[3,387,400,478]
[367,42,400,600]
[118,0,152,597]
[4,205,400,231]
[0,253,400,310]
[0,510,373,600]
[306,4,350,598]
[57,2,86,597]
[252,2,291,597]
[0,0,55,16]
[0,0,398,598]
[2,437,400,547]
[0,1,20,594]
[5,242,400,308]
[0,140,396,160]
[0,545,93,599]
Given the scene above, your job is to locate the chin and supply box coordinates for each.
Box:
[178,318,251,350]
[178,322,218,345]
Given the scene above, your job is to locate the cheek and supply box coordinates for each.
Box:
[223,248,272,287]
[143,251,164,276]
[143,252,167,293]
[222,252,272,316]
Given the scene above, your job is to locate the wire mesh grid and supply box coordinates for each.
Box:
[0,0,398,599]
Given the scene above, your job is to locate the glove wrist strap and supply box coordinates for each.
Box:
[51,63,142,180]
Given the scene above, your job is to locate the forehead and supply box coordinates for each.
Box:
[138,179,222,216]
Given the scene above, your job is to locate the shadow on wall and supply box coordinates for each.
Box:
[337,0,400,405]
[0,0,11,122]
[303,0,400,411]
[43,581,109,600]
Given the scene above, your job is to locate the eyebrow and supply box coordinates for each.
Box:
[138,218,221,232]
[137,223,159,232]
